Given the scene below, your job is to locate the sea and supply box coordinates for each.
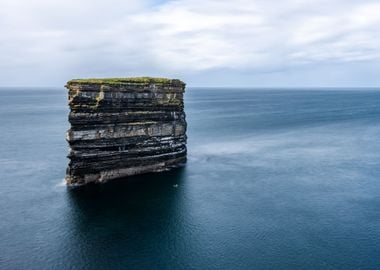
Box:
[0,87,379,269]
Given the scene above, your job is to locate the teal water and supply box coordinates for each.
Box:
[0,88,379,269]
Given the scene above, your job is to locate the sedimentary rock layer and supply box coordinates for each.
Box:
[65,77,187,186]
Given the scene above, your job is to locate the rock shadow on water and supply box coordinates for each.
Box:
[64,167,192,269]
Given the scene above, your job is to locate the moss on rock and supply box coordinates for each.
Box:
[67,77,185,85]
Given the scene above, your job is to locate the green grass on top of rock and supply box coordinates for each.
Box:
[67,77,185,85]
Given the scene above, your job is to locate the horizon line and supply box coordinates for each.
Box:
[1,85,380,89]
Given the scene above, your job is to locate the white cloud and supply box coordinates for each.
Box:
[0,0,379,85]
[135,0,380,70]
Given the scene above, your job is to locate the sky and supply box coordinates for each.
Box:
[0,0,380,87]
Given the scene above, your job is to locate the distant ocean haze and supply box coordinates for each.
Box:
[0,87,379,269]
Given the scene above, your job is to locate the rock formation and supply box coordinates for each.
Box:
[65,77,187,186]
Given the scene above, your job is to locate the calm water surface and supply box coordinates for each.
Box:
[0,88,379,269]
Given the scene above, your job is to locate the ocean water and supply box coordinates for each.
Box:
[0,87,379,270]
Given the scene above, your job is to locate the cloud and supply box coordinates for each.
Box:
[0,0,379,86]
[136,0,380,70]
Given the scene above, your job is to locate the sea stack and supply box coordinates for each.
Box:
[65,77,187,186]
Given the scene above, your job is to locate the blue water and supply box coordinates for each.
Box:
[0,88,379,269]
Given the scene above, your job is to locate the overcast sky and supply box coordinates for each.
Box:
[1,0,380,87]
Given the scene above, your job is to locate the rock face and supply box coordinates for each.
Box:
[65,77,187,186]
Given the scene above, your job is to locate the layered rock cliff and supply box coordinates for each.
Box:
[65,77,187,186]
